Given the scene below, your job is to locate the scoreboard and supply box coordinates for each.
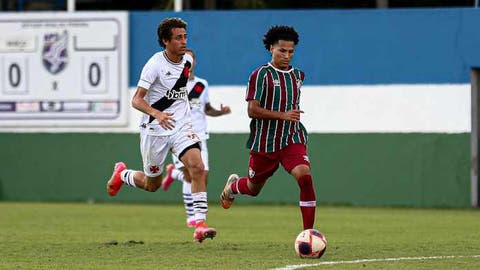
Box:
[0,12,128,127]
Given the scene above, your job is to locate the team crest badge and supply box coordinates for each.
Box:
[296,79,303,89]
[248,167,255,178]
[149,165,160,174]
[42,31,68,74]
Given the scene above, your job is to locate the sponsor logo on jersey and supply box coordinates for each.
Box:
[273,79,280,86]
[303,155,310,163]
[166,87,187,100]
[42,31,68,74]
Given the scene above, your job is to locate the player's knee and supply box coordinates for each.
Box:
[248,182,263,196]
[297,174,313,188]
[188,161,205,176]
[145,181,161,192]
[291,164,311,179]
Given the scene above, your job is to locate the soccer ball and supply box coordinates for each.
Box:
[294,229,327,258]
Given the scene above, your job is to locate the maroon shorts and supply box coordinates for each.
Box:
[248,144,310,184]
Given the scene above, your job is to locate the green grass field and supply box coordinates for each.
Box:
[0,202,479,270]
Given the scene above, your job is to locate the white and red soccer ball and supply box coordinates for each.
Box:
[294,229,327,258]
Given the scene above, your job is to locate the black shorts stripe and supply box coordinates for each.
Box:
[178,142,201,161]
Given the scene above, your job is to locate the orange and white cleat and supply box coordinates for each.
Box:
[161,164,175,191]
[193,222,216,243]
[220,174,238,209]
[106,162,127,196]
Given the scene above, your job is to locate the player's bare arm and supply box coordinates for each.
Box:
[247,100,303,122]
[132,86,175,130]
[204,103,231,117]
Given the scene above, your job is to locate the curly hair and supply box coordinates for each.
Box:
[263,25,299,51]
[157,17,187,48]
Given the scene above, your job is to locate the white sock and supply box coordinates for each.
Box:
[183,181,194,222]
[172,168,185,182]
[192,191,208,222]
[120,170,136,187]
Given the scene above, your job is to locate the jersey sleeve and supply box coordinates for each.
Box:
[245,67,266,101]
[137,59,157,90]
[297,69,305,84]
[201,80,210,104]
[184,53,193,65]
[293,68,306,90]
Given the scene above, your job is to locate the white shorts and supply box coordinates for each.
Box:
[172,139,209,171]
[140,122,200,177]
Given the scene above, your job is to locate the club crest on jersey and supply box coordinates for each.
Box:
[273,79,280,86]
[296,79,303,89]
[303,155,310,163]
[248,167,255,178]
[42,31,68,74]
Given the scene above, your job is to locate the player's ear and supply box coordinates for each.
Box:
[160,38,169,48]
[269,45,274,54]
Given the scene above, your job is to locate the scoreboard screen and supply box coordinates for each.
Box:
[0,12,128,127]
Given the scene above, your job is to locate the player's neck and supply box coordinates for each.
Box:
[269,61,292,72]
[164,50,183,63]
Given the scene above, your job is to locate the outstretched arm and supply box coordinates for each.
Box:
[247,100,303,122]
[204,102,231,117]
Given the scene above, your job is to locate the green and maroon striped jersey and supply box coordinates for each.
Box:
[245,63,308,153]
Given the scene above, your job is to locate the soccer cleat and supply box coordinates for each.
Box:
[220,174,239,209]
[106,162,127,196]
[161,164,175,191]
[193,222,216,243]
[187,220,196,228]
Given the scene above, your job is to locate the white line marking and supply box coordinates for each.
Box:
[270,255,480,270]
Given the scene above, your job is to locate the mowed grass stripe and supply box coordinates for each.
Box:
[0,202,479,269]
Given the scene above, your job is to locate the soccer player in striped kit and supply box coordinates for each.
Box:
[220,25,316,230]
[106,18,216,242]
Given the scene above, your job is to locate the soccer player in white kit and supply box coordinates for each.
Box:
[160,49,231,228]
[106,18,216,243]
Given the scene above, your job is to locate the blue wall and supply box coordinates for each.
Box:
[130,8,480,86]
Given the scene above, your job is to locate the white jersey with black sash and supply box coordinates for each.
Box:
[137,51,193,136]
